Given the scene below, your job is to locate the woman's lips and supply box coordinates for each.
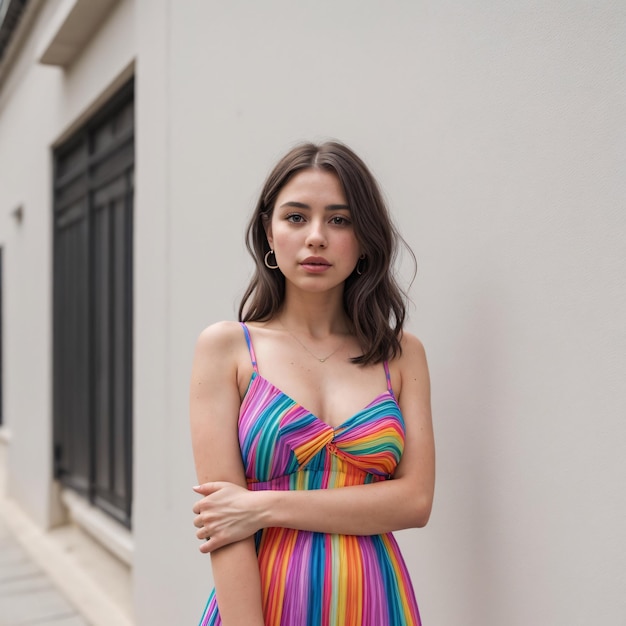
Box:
[300,257,331,272]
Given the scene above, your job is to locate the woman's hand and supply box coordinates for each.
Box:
[192,481,263,553]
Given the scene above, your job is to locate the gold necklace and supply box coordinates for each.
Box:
[278,320,347,363]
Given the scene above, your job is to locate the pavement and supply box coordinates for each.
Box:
[0,515,89,626]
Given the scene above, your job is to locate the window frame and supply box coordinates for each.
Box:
[52,78,134,528]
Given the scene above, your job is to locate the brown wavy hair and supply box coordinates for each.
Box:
[238,141,415,365]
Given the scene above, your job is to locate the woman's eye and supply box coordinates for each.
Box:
[286,214,305,223]
[330,216,350,225]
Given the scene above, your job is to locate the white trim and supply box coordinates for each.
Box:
[51,59,135,148]
[61,487,134,566]
[36,0,120,67]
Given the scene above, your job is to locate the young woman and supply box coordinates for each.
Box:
[190,141,435,626]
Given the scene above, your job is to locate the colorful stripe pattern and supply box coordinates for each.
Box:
[199,324,421,626]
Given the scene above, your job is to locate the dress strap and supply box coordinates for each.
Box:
[383,360,396,397]
[240,323,259,374]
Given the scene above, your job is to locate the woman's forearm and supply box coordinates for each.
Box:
[259,477,433,536]
[210,537,265,625]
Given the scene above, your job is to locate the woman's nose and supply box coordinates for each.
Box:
[305,222,327,247]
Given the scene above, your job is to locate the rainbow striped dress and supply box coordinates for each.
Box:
[199,323,421,626]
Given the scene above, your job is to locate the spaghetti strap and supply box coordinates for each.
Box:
[383,360,395,397]
[240,322,259,374]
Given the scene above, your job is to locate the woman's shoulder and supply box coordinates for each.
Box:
[398,330,427,360]
[393,330,428,378]
[389,331,430,403]
[194,320,246,355]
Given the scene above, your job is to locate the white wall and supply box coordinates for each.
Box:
[134,2,625,625]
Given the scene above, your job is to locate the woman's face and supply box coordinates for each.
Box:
[265,168,362,296]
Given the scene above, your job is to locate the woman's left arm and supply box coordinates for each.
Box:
[193,333,434,552]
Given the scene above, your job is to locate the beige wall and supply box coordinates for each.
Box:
[1,1,624,625]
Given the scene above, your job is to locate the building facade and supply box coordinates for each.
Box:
[0,1,625,625]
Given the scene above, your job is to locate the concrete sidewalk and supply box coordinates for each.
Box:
[0,515,89,626]
[0,437,132,626]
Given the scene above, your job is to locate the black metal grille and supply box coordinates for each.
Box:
[53,79,134,527]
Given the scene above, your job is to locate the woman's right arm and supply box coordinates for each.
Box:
[190,322,265,626]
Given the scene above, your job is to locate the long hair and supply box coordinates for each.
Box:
[238,141,415,365]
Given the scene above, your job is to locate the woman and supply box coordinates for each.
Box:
[190,141,435,626]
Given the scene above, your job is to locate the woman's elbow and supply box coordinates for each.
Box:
[407,495,433,529]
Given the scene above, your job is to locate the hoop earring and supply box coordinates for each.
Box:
[356,255,366,276]
[264,250,279,270]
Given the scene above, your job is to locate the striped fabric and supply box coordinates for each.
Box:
[198,324,421,626]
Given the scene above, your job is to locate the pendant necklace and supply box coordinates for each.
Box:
[278,320,347,363]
